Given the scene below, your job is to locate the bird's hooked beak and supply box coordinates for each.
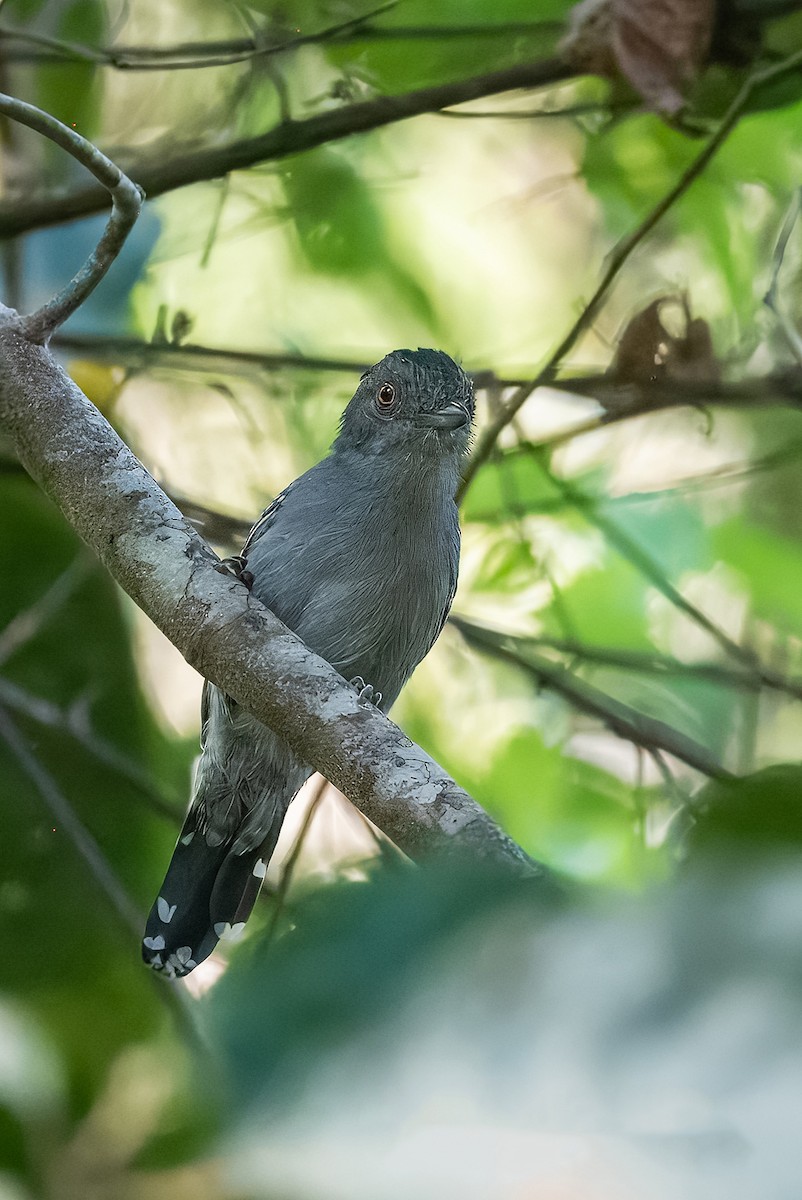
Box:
[415,401,471,430]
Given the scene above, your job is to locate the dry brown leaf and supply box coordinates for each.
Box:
[562,0,716,114]
[666,315,720,382]
[613,0,716,114]
[609,298,670,382]
[609,296,720,385]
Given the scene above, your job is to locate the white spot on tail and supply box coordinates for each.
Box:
[180,831,195,845]
[214,921,246,942]
[157,896,177,923]
[143,934,165,951]
[252,859,266,879]
[166,947,196,975]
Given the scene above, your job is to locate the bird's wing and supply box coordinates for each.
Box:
[240,481,298,559]
[429,558,458,654]
[440,567,459,635]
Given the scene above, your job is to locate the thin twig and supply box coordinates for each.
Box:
[438,100,630,120]
[763,188,802,366]
[53,332,372,377]
[0,704,143,935]
[458,46,802,499]
[0,677,181,822]
[0,695,205,1045]
[452,617,732,780]
[264,776,328,944]
[0,553,94,666]
[50,332,802,413]
[199,177,231,269]
[0,2,398,70]
[467,629,762,689]
[0,93,142,341]
[539,461,759,669]
[452,611,802,705]
[541,468,802,705]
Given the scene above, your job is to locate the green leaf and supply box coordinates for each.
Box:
[691,763,802,855]
[0,477,188,1113]
[280,148,440,331]
[322,0,570,96]
[463,451,567,522]
[712,517,802,629]
[206,863,558,1110]
[36,0,105,142]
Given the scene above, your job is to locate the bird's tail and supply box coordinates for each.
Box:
[142,812,280,978]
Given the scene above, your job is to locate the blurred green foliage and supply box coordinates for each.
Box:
[3,0,802,1195]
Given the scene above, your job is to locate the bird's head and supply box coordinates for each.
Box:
[336,349,474,460]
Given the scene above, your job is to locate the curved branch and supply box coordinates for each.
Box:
[0,93,142,340]
[0,312,539,878]
[0,57,574,237]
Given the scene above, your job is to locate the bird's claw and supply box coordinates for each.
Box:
[350,676,382,708]
[216,554,254,590]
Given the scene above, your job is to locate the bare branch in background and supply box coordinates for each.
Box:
[763,188,802,367]
[0,553,94,667]
[53,333,373,379]
[0,700,202,1037]
[452,616,732,780]
[51,331,802,416]
[538,462,756,667]
[0,57,574,237]
[0,705,143,935]
[0,677,182,822]
[265,777,329,945]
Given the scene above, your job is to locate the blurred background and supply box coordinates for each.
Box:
[2,0,802,1195]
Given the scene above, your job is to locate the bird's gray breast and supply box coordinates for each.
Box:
[245,457,459,708]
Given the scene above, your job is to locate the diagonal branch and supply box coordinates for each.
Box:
[0,703,210,1038]
[0,57,574,237]
[0,704,143,936]
[538,463,758,669]
[0,311,540,879]
[452,617,732,780]
[0,676,181,822]
[0,553,94,667]
[763,187,802,366]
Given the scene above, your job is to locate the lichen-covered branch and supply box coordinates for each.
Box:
[0,310,539,878]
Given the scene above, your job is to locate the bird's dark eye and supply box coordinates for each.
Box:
[376,382,395,410]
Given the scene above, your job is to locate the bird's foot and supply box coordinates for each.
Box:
[350,676,382,708]
[215,554,254,590]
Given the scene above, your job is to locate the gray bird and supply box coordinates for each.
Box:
[143,349,474,977]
